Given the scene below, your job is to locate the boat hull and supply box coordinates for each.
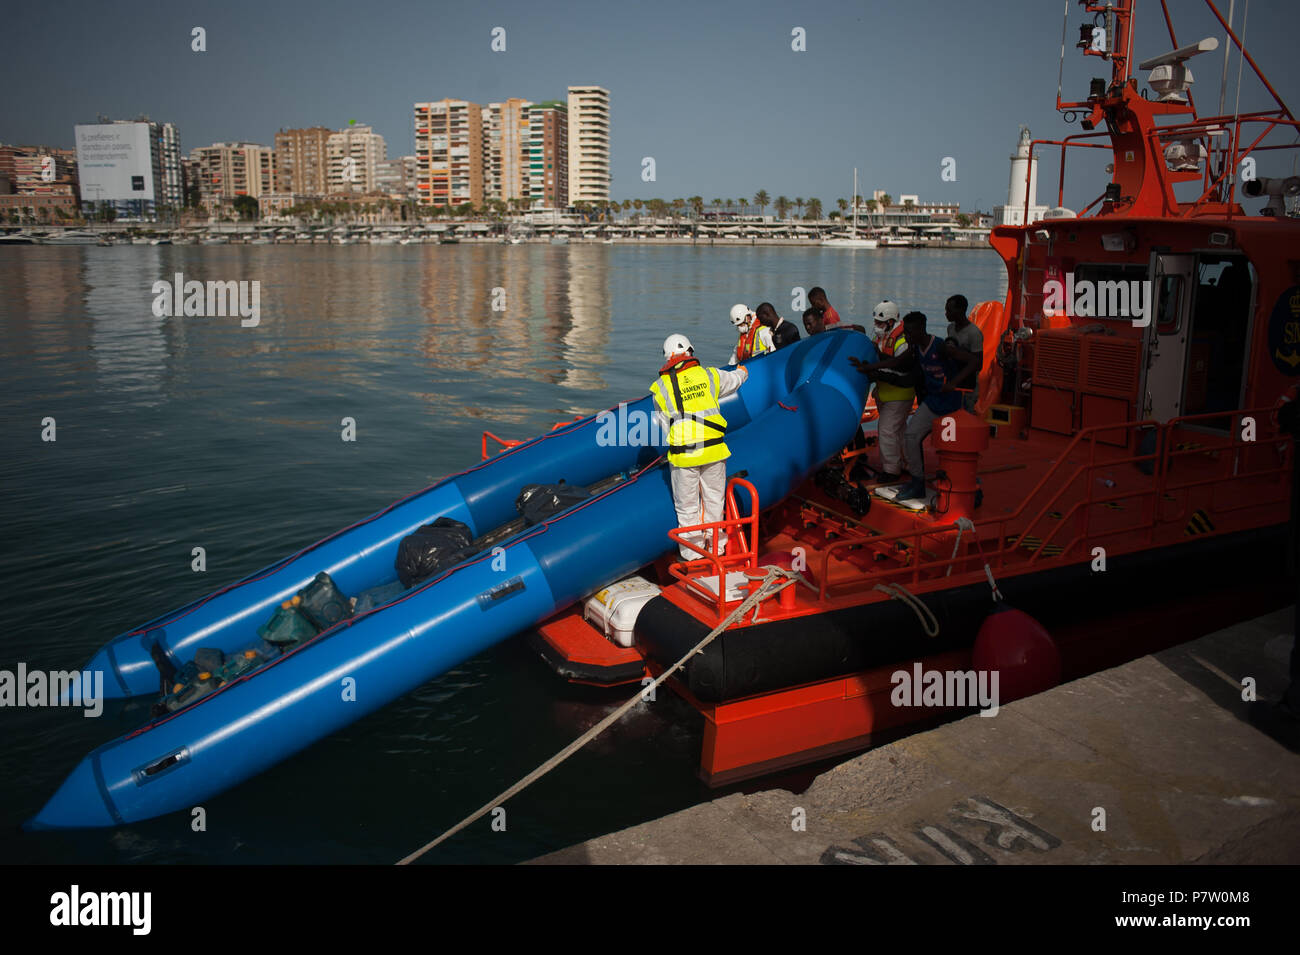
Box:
[636,524,1291,703]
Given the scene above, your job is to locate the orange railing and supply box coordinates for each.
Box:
[666,477,762,620]
[480,415,587,460]
[480,431,522,460]
[811,407,1289,600]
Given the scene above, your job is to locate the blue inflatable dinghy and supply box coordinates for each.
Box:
[28,330,874,828]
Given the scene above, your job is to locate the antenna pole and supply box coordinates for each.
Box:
[1218,0,1235,115]
[1056,0,1069,109]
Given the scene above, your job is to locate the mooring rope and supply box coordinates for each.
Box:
[395,565,800,865]
[872,582,940,638]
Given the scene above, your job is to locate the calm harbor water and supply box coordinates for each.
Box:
[0,244,1006,864]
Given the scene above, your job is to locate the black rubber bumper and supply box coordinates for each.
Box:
[634,526,1290,703]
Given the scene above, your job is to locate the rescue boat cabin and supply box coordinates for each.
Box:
[530,0,1298,785]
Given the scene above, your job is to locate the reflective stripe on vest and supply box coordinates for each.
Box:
[651,364,730,467]
[737,325,771,360]
[880,324,905,357]
[874,325,916,400]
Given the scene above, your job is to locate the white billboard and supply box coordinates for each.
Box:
[74,123,155,202]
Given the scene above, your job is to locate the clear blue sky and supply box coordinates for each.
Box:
[5,0,1297,212]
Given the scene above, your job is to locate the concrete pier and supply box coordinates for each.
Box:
[532,608,1300,865]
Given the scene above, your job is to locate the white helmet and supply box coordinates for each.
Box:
[872,300,900,325]
[662,334,694,360]
[729,303,754,329]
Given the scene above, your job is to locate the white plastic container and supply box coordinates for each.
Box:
[583,575,661,648]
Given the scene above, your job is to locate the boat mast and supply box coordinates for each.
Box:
[852,167,858,236]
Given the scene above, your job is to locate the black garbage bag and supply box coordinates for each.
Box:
[395,517,475,588]
[814,465,872,517]
[515,481,590,526]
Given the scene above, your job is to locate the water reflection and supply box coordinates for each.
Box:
[86,247,168,403]
[1,244,1007,425]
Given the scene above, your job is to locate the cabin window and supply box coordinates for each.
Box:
[1182,254,1253,423]
[1155,275,1183,334]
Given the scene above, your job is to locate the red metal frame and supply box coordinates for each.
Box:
[1031,0,1300,222]
[665,477,762,619]
[808,408,1287,600]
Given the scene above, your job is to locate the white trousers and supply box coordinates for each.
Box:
[876,399,911,474]
[670,460,728,559]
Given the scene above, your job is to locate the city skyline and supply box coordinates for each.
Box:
[3,0,1298,212]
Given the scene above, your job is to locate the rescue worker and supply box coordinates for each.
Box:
[651,334,749,558]
[851,310,960,505]
[867,300,913,482]
[726,303,773,365]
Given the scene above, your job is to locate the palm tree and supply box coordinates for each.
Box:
[688,196,704,218]
[775,195,790,220]
[739,198,749,216]
[806,198,822,220]
[837,198,848,216]
[753,190,769,216]
[879,193,893,208]
[793,197,805,218]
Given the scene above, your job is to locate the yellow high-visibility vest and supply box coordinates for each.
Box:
[874,325,916,403]
[650,362,730,467]
[738,324,771,360]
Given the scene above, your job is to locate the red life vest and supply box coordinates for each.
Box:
[879,323,905,357]
[735,324,770,360]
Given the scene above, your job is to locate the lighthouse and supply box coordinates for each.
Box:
[994,126,1048,226]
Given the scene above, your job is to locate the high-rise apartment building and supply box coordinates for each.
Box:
[375,155,418,201]
[158,122,183,207]
[412,87,604,211]
[274,126,331,196]
[327,124,386,194]
[566,85,609,205]
[4,146,79,197]
[484,98,531,203]
[71,118,181,218]
[413,100,484,208]
[189,142,276,208]
[524,101,567,209]
[0,144,81,222]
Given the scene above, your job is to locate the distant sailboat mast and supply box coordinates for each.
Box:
[851,168,858,237]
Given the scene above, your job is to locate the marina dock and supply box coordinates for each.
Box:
[531,608,1300,865]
